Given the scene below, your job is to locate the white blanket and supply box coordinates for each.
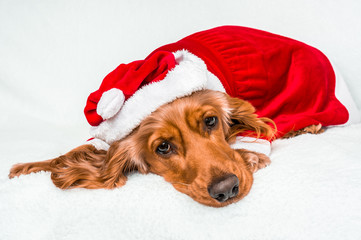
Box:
[1,124,361,240]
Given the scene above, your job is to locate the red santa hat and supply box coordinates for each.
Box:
[84,50,226,150]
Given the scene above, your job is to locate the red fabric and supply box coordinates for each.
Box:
[150,26,349,137]
[84,51,176,126]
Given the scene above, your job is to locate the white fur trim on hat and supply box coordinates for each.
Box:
[87,138,110,151]
[90,50,225,144]
[97,88,125,120]
[230,136,271,156]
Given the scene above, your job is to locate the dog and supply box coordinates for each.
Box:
[9,90,324,207]
[9,26,351,207]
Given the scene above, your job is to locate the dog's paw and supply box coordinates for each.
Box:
[237,150,271,173]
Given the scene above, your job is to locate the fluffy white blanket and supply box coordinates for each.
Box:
[1,124,361,240]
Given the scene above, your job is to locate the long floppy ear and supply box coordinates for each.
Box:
[49,144,107,189]
[50,133,149,189]
[99,136,149,189]
[9,144,108,189]
[10,133,148,190]
[225,95,276,141]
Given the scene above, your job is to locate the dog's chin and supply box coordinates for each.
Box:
[188,189,251,208]
[202,193,250,208]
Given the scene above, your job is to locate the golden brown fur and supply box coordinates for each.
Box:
[9,90,319,207]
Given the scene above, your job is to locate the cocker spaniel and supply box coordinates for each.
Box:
[9,26,351,207]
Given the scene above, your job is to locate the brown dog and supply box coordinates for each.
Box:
[10,26,349,207]
[9,90,325,207]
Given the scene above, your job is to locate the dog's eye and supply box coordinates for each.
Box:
[156,142,172,155]
[204,116,218,128]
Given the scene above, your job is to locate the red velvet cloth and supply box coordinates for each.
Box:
[150,26,349,137]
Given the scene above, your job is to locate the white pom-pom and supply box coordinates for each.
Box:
[97,88,125,119]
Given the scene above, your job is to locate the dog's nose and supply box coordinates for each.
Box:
[208,174,239,202]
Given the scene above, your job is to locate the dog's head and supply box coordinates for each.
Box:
[99,90,274,207]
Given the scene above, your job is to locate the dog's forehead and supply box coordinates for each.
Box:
[139,90,229,134]
[162,97,222,123]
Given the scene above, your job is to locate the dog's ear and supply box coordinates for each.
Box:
[99,136,149,189]
[225,95,276,141]
[50,133,148,189]
[9,144,108,189]
[48,144,107,189]
[9,131,148,189]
